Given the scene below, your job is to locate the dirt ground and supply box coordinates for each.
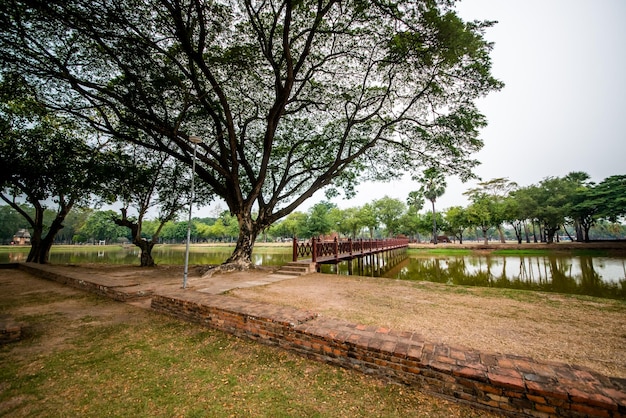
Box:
[5,262,626,380]
[224,270,626,379]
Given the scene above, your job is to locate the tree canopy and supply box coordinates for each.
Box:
[0,0,501,267]
[0,73,109,262]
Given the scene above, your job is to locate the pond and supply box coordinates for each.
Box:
[3,245,625,300]
[0,245,292,266]
[321,252,626,300]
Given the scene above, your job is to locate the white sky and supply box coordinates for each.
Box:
[200,0,626,217]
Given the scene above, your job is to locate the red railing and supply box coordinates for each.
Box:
[292,237,409,263]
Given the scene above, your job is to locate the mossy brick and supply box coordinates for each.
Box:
[474,381,503,395]
[380,340,396,353]
[526,380,569,400]
[392,342,409,358]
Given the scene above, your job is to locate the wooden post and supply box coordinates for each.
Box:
[292,237,298,262]
[334,236,339,263]
[312,237,317,263]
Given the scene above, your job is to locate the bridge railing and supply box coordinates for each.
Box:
[292,237,409,262]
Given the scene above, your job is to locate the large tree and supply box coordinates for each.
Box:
[108,144,212,266]
[445,205,470,243]
[589,175,626,224]
[373,196,406,237]
[465,177,517,243]
[1,0,501,268]
[0,73,108,263]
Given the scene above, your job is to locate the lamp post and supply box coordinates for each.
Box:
[183,135,202,289]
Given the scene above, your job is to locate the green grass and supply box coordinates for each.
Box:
[0,276,493,417]
[408,248,473,256]
[571,249,611,257]
[491,248,614,257]
[491,249,551,256]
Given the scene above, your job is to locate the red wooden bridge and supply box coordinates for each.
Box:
[292,237,409,265]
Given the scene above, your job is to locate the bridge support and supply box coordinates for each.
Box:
[292,237,409,275]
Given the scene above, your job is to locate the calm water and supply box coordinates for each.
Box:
[0,245,292,266]
[322,253,626,300]
[3,246,625,300]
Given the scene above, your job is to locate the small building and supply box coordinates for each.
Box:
[12,229,31,246]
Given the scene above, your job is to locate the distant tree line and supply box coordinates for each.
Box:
[3,171,623,247]
[271,172,626,243]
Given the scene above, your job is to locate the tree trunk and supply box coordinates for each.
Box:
[113,209,157,267]
[26,203,71,264]
[431,200,437,244]
[546,226,559,243]
[523,221,530,243]
[482,227,489,245]
[583,224,591,242]
[26,204,44,263]
[134,238,155,267]
[575,221,583,242]
[497,225,506,243]
[224,214,259,268]
[26,229,43,263]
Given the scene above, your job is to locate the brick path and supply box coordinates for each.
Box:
[14,263,626,417]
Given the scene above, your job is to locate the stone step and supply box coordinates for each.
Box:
[274,262,315,276]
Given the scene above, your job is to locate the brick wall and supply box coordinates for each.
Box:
[18,263,151,302]
[152,292,626,418]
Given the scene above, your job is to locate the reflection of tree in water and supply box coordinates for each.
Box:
[396,257,450,284]
[392,254,626,300]
[547,256,577,295]
[579,256,603,296]
[578,256,626,299]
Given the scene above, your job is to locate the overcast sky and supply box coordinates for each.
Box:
[295,0,626,213]
[201,0,626,217]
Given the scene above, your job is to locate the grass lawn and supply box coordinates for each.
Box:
[0,269,493,417]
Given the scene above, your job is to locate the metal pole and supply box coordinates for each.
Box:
[183,135,202,289]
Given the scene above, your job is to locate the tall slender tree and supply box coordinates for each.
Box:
[416,167,447,243]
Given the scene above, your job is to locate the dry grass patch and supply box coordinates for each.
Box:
[228,273,626,378]
[0,270,495,417]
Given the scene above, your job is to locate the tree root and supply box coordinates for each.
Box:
[200,260,252,278]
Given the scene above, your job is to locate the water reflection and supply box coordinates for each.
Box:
[394,255,626,300]
[3,246,625,300]
[0,246,292,266]
[319,251,407,277]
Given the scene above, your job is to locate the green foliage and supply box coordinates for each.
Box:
[0,204,32,243]
[445,206,470,242]
[0,73,112,261]
[76,210,129,243]
[0,0,502,263]
[373,196,407,237]
[306,201,337,238]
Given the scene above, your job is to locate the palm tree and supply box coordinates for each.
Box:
[416,168,447,244]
